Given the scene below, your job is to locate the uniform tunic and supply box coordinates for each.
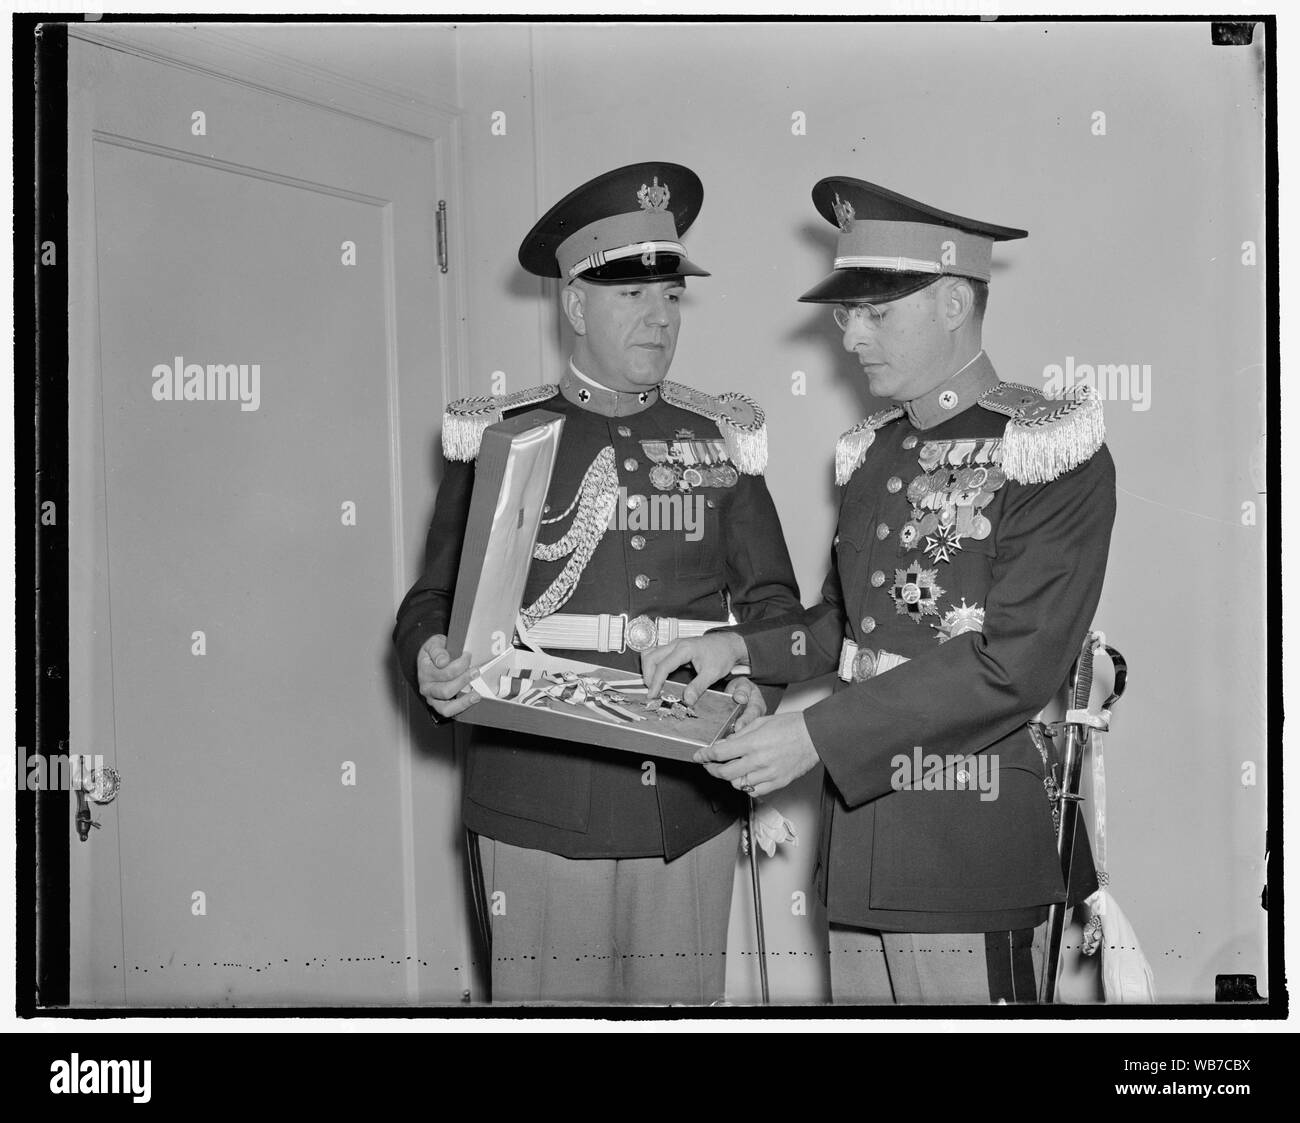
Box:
[735,353,1115,931]
[394,376,802,861]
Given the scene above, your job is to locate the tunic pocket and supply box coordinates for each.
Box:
[673,491,723,578]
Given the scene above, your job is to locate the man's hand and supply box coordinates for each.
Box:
[728,677,767,733]
[641,632,749,705]
[416,634,481,719]
[693,712,820,798]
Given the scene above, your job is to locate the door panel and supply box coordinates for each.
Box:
[68,32,467,1005]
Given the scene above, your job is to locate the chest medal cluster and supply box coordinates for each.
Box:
[839,379,1104,648]
[889,438,1001,639]
[900,437,1007,560]
[640,430,740,491]
[874,434,1004,642]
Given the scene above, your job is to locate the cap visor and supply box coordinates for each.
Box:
[575,253,710,283]
[798,270,937,304]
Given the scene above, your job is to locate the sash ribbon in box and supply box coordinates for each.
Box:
[498,669,698,724]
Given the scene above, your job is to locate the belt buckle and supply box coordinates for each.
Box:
[851,648,878,683]
[624,614,658,654]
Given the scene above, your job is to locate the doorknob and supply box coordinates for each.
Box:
[72,757,121,843]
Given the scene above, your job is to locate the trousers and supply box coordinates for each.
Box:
[829,923,1046,1005]
[476,821,740,1004]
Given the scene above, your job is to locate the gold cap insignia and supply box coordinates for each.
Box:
[637,176,671,212]
[832,192,856,232]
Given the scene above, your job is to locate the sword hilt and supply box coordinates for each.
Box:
[1071,639,1096,712]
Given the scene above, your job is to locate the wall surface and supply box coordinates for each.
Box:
[453,19,1268,1003]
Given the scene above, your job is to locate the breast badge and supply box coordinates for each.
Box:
[891,564,945,621]
[933,599,986,642]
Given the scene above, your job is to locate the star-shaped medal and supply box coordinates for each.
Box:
[933,599,986,643]
[923,523,964,564]
[891,564,945,621]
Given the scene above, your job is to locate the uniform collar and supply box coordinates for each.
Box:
[559,359,659,417]
[902,350,999,430]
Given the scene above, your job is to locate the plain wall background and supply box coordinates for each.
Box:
[455,20,1268,1002]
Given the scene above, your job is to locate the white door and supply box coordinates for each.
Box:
[67,29,470,1005]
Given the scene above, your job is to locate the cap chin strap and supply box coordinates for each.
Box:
[568,240,686,279]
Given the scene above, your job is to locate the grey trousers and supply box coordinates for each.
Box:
[829,923,1046,1005]
[476,821,741,1005]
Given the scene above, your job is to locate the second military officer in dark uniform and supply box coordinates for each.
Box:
[393,163,802,1004]
[645,177,1116,1004]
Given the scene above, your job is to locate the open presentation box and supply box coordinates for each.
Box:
[446,410,742,763]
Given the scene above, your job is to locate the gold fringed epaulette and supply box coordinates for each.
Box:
[442,384,560,462]
[835,407,903,485]
[659,381,768,474]
[979,381,1105,484]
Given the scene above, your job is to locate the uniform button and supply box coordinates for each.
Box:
[617,425,632,438]
[886,477,903,493]
[870,570,886,587]
[939,390,959,410]
[630,534,646,550]
[623,458,639,472]
[705,499,716,509]
[627,494,642,509]
[902,436,918,450]
[956,769,971,786]
[635,574,650,590]
[543,504,551,514]
[861,616,876,634]
[833,534,841,546]
[876,522,890,540]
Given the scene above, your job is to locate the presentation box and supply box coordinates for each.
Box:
[446,410,742,763]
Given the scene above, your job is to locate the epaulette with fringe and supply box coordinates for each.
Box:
[659,381,768,474]
[442,384,560,461]
[835,407,904,485]
[978,382,1105,484]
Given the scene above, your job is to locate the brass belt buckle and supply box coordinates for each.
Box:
[851,648,878,683]
[625,614,658,654]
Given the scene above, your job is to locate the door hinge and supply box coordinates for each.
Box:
[436,200,448,274]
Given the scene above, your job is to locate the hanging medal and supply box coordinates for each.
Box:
[923,523,964,564]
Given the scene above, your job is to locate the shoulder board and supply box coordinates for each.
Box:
[659,381,768,474]
[835,407,904,485]
[442,384,559,462]
[978,381,1105,484]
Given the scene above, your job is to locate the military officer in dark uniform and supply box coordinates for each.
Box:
[644,177,1115,1004]
[393,162,802,1004]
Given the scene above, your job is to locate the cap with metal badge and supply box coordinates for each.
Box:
[518,161,710,284]
[800,176,1027,304]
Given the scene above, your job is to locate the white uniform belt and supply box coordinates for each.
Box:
[520,613,727,655]
[838,639,910,683]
